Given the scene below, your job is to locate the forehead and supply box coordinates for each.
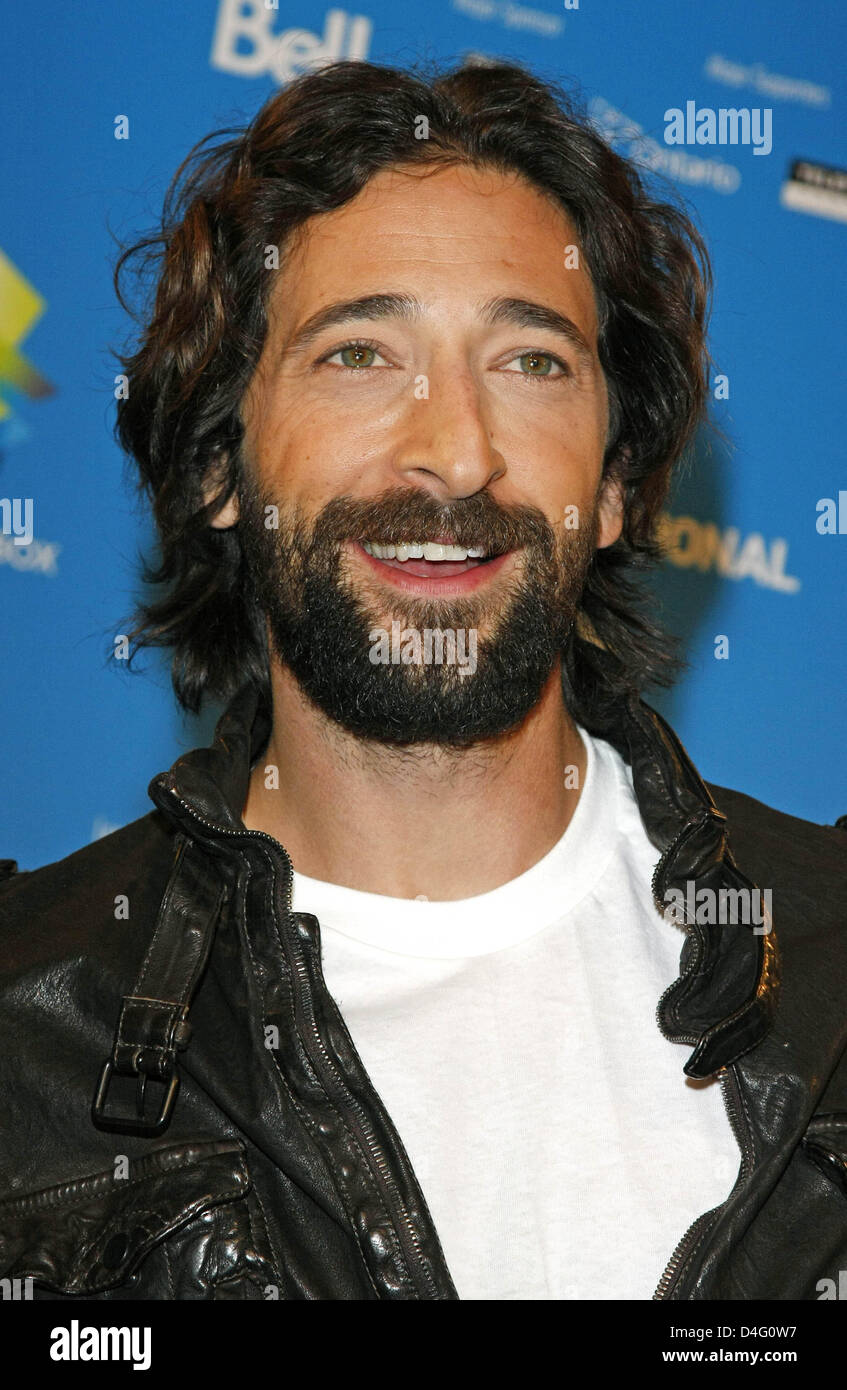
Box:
[268,162,599,338]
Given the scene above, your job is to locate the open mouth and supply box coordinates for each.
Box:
[359,538,504,580]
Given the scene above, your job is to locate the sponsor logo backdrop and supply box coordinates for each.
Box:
[1,0,845,867]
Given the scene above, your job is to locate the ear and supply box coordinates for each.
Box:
[209,492,240,529]
[203,454,240,529]
[596,468,625,550]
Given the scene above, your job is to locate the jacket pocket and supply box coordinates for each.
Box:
[0,1138,277,1299]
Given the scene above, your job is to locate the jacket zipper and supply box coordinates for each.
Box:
[287,912,440,1299]
[649,816,758,1299]
[167,794,441,1299]
[652,1068,756,1298]
[652,1207,719,1301]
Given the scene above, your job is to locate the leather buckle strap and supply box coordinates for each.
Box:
[92,1059,181,1136]
[92,836,228,1136]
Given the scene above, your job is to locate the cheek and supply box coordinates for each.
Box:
[490,376,606,444]
[251,404,379,512]
[493,411,606,507]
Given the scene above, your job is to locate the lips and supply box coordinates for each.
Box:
[353,540,511,596]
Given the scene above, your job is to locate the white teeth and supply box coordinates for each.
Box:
[362,541,397,559]
[361,540,489,562]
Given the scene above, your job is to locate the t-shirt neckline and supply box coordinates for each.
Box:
[290,728,623,959]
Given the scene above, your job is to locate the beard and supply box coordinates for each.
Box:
[236,470,598,747]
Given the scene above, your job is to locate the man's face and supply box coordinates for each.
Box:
[230,162,623,745]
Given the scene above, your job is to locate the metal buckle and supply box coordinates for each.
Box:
[92,1059,180,1136]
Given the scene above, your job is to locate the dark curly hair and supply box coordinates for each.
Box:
[114,57,712,727]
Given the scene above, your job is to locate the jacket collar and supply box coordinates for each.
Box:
[150,681,272,839]
[148,672,776,1078]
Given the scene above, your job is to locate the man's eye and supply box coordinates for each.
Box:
[323,341,387,370]
[503,351,569,378]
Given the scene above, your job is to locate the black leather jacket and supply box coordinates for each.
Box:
[1,679,846,1300]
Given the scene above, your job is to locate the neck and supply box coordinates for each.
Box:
[241,660,587,901]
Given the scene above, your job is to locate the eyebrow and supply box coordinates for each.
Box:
[282,292,596,368]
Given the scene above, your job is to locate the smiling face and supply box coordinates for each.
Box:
[222,161,624,744]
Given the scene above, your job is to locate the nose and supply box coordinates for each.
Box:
[392,360,506,500]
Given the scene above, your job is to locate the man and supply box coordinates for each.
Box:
[0,57,845,1303]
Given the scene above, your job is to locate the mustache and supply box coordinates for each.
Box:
[305,488,557,557]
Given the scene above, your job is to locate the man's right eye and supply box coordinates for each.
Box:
[320,340,387,370]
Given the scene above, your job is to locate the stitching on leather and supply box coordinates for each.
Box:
[72,1201,169,1283]
[0,1147,246,1218]
[183,878,228,1000]
[113,856,226,1058]
[239,1187,271,1287]
[71,1176,248,1288]
[162,1237,175,1299]
[132,837,189,995]
[250,1178,284,1283]
[1,1165,165,1219]
[636,705,677,819]
[807,1113,847,1138]
[126,839,224,1013]
[684,999,762,1073]
[124,996,183,1008]
[729,1064,758,1168]
[718,1032,765,1072]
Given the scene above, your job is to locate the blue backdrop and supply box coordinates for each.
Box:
[2,0,845,869]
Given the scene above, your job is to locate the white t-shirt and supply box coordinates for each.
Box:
[291,729,740,1300]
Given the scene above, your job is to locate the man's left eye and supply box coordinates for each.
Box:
[503,351,568,378]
